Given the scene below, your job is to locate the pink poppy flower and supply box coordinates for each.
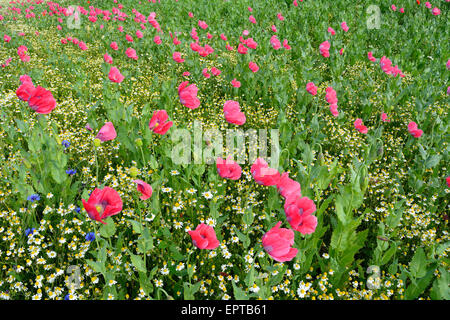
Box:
[339,48,344,55]
[173,37,181,45]
[25,86,56,114]
[329,103,339,117]
[126,48,138,60]
[293,0,298,6]
[188,223,219,250]
[125,34,133,42]
[108,66,124,83]
[223,100,246,126]
[368,51,377,62]
[354,118,368,134]
[153,36,162,44]
[16,81,35,101]
[306,82,317,95]
[242,30,250,36]
[381,113,390,122]
[446,59,450,70]
[328,27,336,36]
[277,13,285,21]
[231,78,241,88]
[400,8,405,13]
[432,7,440,15]
[4,34,11,42]
[271,25,277,33]
[325,87,338,104]
[249,61,259,72]
[277,172,301,200]
[211,67,221,76]
[238,43,248,54]
[149,109,173,135]
[425,2,432,9]
[245,38,258,49]
[341,21,349,32]
[188,12,193,18]
[220,33,227,41]
[283,39,291,50]
[284,196,317,235]
[182,71,190,77]
[173,51,184,63]
[262,221,298,262]
[178,81,200,109]
[202,68,211,78]
[198,20,208,29]
[216,157,242,180]
[104,53,113,64]
[251,158,280,186]
[96,122,117,142]
[133,180,153,200]
[446,176,450,188]
[110,41,118,50]
[136,30,143,39]
[408,121,423,138]
[270,35,281,50]
[319,41,330,57]
[391,4,397,11]
[249,15,256,24]
[82,186,123,224]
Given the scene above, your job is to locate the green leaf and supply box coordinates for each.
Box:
[380,244,397,266]
[409,247,427,279]
[425,155,441,169]
[99,218,116,238]
[233,226,250,248]
[129,252,147,273]
[129,220,142,234]
[232,282,249,300]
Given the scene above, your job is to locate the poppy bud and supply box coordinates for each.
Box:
[135,138,143,147]
[93,138,101,147]
[129,166,139,178]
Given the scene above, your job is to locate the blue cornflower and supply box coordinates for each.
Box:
[85,232,96,242]
[62,140,70,148]
[64,294,70,300]
[66,169,77,175]
[25,228,36,236]
[27,194,40,202]
[75,207,81,214]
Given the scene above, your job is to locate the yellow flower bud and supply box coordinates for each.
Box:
[93,138,101,147]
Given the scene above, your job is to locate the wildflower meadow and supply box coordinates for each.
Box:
[0,0,449,302]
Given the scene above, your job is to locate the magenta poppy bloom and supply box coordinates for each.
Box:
[149,110,173,135]
[262,221,298,262]
[249,15,256,24]
[211,67,221,76]
[223,100,246,125]
[354,118,368,134]
[284,196,317,235]
[250,158,280,186]
[237,43,248,54]
[96,122,117,142]
[368,51,377,62]
[173,51,184,63]
[408,121,423,138]
[198,20,208,29]
[82,186,123,224]
[245,38,257,49]
[381,113,390,122]
[249,61,259,72]
[188,223,219,250]
[110,41,118,50]
[178,81,200,109]
[4,34,11,42]
[153,36,162,44]
[133,179,153,200]
[125,34,133,42]
[126,48,138,60]
[319,41,330,57]
[432,7,440,15]
[341,21,349,32]
[16,81,35,101]
[270,35,281,50]
[325,87,338,104]
[329,103,339,117]
[327,27,336,35]
[283,39,291,50]
[108,66,124,83]
[216,157,242,180]
[27,86,56,114]
[446,176,450,188]
[306,82,318,95]
[277,172,301,200]
[231,78,241,88]
[202,68,211,78]
[104,53,113,64]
